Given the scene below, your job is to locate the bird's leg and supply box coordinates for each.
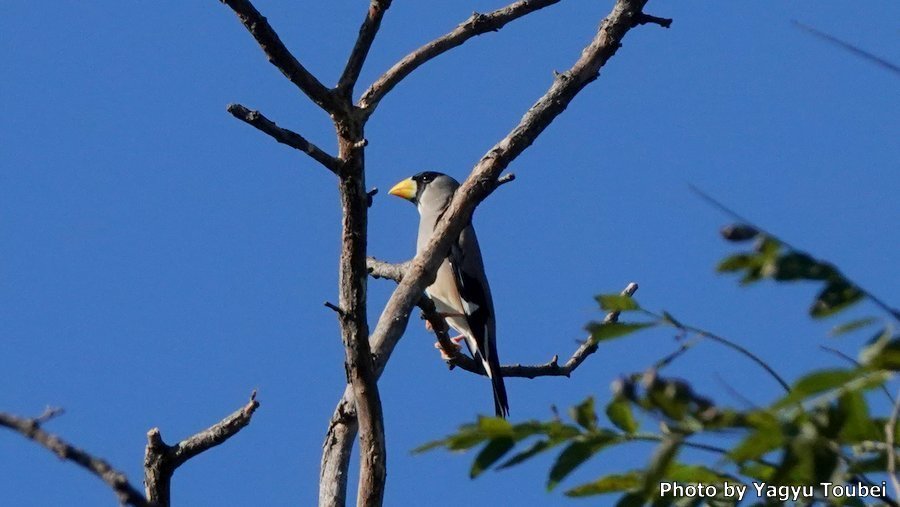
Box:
[434,336,465,360]
[424,312,465,332]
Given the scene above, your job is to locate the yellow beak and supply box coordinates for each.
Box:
[388,178,417,201]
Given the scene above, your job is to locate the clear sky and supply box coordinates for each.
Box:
[2,1,898,505]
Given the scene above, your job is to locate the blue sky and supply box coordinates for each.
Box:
[1,1,898,505]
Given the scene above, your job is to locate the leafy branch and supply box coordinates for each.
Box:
[419,221,900,504]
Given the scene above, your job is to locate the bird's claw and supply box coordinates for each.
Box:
[435,336,464,360]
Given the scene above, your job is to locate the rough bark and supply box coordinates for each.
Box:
[319,2,668,505]
[334,116,387,507]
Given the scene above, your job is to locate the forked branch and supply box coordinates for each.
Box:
[321,3,668,505]
[337,0,394,97]
[218,0,342,114]
[359,0,564,114]
[144,391,260,507]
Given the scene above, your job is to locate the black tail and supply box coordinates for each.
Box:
[488,354,509,418]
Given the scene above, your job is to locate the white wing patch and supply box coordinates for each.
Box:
[461,298,480,314]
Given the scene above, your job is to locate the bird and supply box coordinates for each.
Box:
[388,171,509,418]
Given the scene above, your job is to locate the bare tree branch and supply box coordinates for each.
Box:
[368,0,666,401]
[320,396,357,507]
[227,104,340,174]
[337,0,394,97]
[218,0,342,114]
[144,391,260,507]
[1,409,150,507]
[358,0,564,114]
[334,115,386,507]
[321,3,667,504]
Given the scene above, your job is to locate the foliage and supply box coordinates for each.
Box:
[419,224,900,505]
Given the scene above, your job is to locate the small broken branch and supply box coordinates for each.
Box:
[144,391,260,507]
[366,257,410,282]
[496,172,516,186]
[324,301,345,316]
[359,0,564,114]
[0,409,149,507]
[218,0,342,114]
[337,0,394,97]
[227,104,340,174]
[634,12,672,28]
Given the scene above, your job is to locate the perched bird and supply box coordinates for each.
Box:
[388,171,509,418]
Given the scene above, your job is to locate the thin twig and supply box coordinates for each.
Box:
[688,324,790,394]
[820,345,895,403]
[227,104,340,174]
[792,20,900,77]
[337,0,394,97]
[218,0,342,114]
[0,410,149,507]
[144,392,259,506]
[359,0,565,114]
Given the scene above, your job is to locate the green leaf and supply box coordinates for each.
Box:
[477,416,513,438]
[505,420,555,442]
[739,264,765,285]
[730,427,783,463]
[615,492,648,507]
[571,397,598,431]
[829,317,879,337]
[470,437,514,478]
[847,454,887,474]
[606,398,639,434]
[773,252,836,281]
[773,369,862,409]
[642,436,681,495]
[716,253,755,273]
[756,236,781,258]
[810,280,864,318]
[414,418,514,453]
[836,390,879,443]
[738,462,775,481]
[597,294,640,312]
[665,463,737,485]
[412,438,449,454]
[497,439,557,469]
[587,322,654,344]
[548,432,621,490]
[860,329,900,370]
[564,471,643,497]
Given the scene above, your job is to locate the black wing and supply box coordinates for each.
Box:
[448,225,509,417]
